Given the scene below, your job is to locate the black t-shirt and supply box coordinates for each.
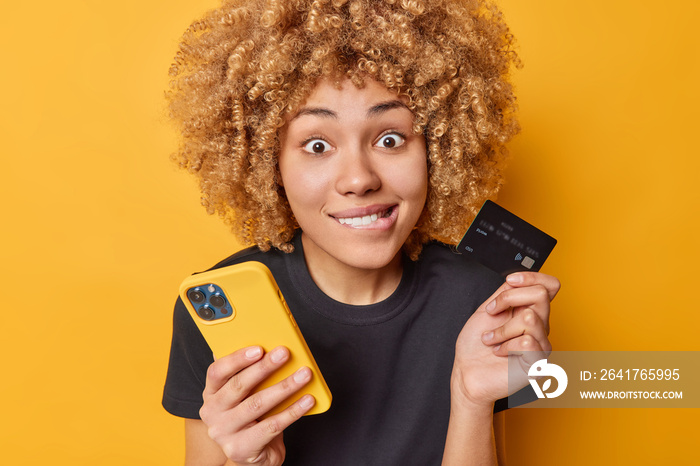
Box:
[163,233,531,464]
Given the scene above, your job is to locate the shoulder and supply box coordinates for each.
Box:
[200,243,291,275]
[207,245,270,270]
[417,241,462,264]
[412,241,504,309]
[417,241,503,287]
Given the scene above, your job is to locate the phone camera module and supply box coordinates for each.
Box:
[209,294,226,308]
[197,305,215,321]
[188,289,206,304]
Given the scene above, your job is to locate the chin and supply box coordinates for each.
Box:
[300,222,413,273]
[334,240,405,271]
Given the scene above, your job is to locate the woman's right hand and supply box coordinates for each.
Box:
[199,345,316,465]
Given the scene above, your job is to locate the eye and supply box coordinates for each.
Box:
[303,139,332,154]
[376,133,405,149]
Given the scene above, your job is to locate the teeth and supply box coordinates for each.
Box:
[338,213,379,225]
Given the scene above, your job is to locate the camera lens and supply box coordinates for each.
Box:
[210,294,226,308]
[188,289,205,304]
[197,305,215,320]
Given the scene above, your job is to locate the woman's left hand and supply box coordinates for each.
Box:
[451,272,561,408]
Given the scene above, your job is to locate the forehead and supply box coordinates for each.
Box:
[287,77,411,121]
[307,78,399,102]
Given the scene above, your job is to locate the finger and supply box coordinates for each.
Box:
[508,349,550,389]
[209,346,292,407]
[210,365,314,434]
[243,394,316,453]
[505,272,561,300]
[475,281,513,315]
[484,284,551,320]
[492,333,547,359]
[481,307,549,350]
[204,346,265,395]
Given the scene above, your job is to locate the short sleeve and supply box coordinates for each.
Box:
[162,297,214,419]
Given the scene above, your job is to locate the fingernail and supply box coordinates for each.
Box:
[507,273,523,284]
[293,367,311,384]
[486,300,496,313]
[300,395,315,409]
[482,331,494,342]
[245,346,262,359]
[493,344,501,352]
[270,347,288,363]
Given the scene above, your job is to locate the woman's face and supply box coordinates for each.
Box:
[278,78,428,273]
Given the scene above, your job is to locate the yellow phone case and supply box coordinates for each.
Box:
[179,261,332,416]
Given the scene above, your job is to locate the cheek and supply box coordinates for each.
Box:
[391,158,428,203]
[279,160,329,211]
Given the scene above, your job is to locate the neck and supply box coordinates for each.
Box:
[301,234,404,305]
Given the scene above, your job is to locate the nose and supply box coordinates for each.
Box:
[334,149,381,196]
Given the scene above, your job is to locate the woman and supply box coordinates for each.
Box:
[163,1,560,464]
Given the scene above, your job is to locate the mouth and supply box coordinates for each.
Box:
[330,205,397,227]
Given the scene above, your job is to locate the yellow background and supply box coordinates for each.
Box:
[0,0,697,464]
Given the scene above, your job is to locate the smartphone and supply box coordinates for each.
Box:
[179,261,332,416]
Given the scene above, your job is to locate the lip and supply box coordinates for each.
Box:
[328,204,396,219]
[328,204,399,230]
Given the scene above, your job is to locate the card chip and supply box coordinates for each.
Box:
[521,256,535,269]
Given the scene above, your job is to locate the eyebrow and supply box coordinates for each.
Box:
[291,99,411,121]
[366,100,411,117]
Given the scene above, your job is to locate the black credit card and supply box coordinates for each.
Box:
[457,200,557,276]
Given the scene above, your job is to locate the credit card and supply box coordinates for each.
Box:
[457,200,557,276]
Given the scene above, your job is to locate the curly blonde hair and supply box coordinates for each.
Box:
[169,0,520,259]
